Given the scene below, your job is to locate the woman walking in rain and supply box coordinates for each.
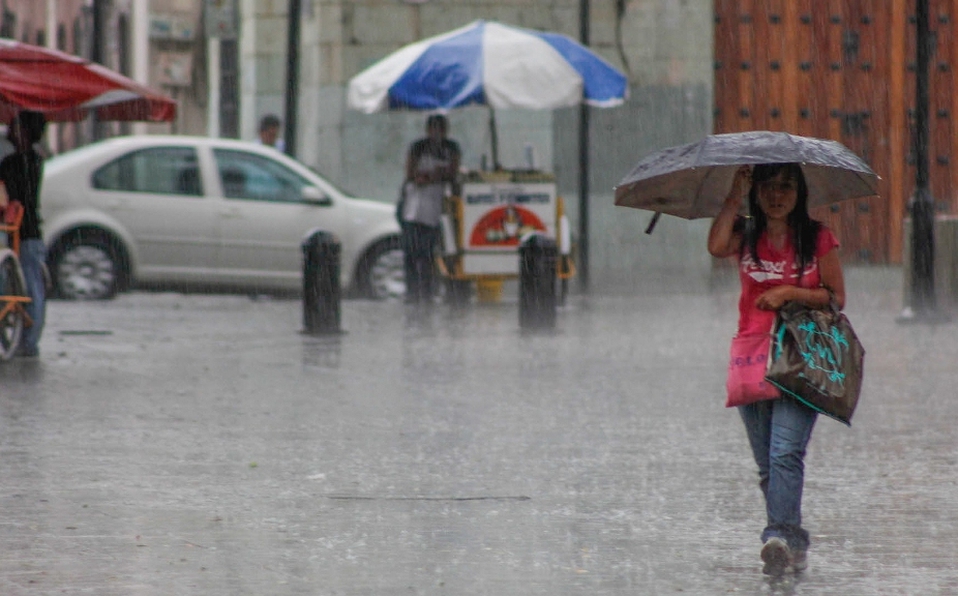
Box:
[707,163,846,576]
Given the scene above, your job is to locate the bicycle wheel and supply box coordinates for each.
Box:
[0,250,26,361]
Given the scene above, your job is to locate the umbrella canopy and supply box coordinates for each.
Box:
[0,38,176,123]
[614,131,880,225]
[348,20,627,169]
[347,19,628,113]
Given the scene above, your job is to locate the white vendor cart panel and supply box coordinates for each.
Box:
[459,182,557,275]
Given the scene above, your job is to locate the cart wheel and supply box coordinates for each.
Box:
[0,252,26,361]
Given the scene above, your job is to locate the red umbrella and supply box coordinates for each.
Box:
[0,38,176,123]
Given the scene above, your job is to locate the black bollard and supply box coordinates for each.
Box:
[302,230,341,334]
[518,233,558,329]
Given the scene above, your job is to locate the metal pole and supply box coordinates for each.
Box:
[90,0,106,141]
[489,107,500,169]
[906,0,939,319]
[578,0,591,292]
[283,0,301,158]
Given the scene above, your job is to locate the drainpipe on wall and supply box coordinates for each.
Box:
[283,0,301,158]
[91,0,105,141]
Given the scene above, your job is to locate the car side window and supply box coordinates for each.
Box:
[213,149,314,203]
[92,147,202,196]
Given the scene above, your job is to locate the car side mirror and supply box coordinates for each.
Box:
[301,185,332,206]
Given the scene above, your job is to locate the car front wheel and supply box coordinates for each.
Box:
[358,238,405,300]
[50,235,120,300]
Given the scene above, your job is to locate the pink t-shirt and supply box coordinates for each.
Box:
[736,225,840,336]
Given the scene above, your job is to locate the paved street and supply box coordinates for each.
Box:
[1,266,956,595]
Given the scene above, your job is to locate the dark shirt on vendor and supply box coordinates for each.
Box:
[0,148,44,240]
[409,138,461,168]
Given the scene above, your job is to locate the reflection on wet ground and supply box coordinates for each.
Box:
[0,267,955,595]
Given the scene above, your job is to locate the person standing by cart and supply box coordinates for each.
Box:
[399,114,460,304]
[0,111,47,358]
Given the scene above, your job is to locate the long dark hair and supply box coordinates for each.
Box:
[736,163,821,276]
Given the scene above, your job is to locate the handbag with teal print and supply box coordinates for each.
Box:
[765,299,865,426]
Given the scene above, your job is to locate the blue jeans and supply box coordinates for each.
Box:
[739,397,818,552]
[19,239,46,353]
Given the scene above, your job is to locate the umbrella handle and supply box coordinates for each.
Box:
[644,212,661,234]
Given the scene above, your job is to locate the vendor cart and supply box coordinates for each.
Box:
[437,170,575,302]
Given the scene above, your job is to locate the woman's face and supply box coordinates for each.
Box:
[756,171,799,222]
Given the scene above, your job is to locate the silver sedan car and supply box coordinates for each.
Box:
[40,135,405,300]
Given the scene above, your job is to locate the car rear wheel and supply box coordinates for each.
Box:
[358,238,405,300]
[50,235,120,300]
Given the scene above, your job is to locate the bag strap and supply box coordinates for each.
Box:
[824,288,841,313]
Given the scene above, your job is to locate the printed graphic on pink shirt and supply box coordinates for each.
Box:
[736,226,839,336]
[740,255,819,286]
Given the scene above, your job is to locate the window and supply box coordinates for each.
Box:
[213,149,312,203]
[0,7,15,39]
[93,147,202,196]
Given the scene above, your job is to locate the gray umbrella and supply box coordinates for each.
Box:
[614,131,880,232]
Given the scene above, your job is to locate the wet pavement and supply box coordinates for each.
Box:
[1,266,956,595]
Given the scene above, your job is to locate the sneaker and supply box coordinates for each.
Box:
[789,549,807,573]
[761,537,793,576]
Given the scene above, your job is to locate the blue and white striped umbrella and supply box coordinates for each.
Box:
[348,20,628,113]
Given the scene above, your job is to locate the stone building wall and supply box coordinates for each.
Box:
[302,0,716,290]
